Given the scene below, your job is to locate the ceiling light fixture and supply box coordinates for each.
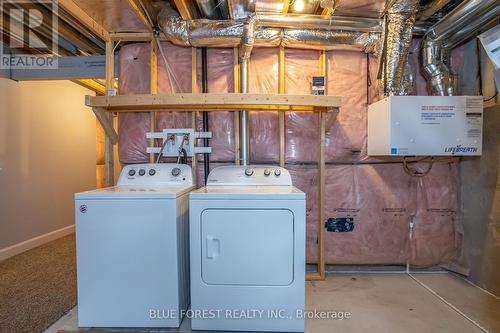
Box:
[292,0,305,12]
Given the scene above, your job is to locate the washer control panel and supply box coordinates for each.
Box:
[207,165,293,186]
[117,163,193,186]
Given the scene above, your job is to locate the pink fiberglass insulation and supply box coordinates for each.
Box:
[411,161,461,266]
[297,162,459,265]
[326,51,368,161]
[249,48,280,163]
[288,165,320,264]
[118,43,151,164]
[323,164,412,265]
[204,48,236,163]
[285,49,321,163]
[156,42,193,130]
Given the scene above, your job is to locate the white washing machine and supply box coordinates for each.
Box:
[189,165,306,332]
[75,163,194,328]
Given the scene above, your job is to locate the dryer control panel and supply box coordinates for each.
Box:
[207,166,293,186]
[117,163,193,186]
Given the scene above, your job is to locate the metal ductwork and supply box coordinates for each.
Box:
[157,10,382,53]
[195,0,230,19]
[421,0,500,95]
[417,0,451,21]
[228,0,256,19]
[381,0,419,96]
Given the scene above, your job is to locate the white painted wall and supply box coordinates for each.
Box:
[0,79,96,255]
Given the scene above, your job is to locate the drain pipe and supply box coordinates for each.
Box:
[239,14,256,166]
[421,0,500,95]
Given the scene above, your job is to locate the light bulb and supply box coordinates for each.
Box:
[293,0,305,12]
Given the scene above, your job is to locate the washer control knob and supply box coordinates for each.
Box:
[149,169,156,176]
[128,169,136,176]
[264,169,271,176]
[138,169,146,176]
[171,167,181,177]
[245,168,254,176]
[274,168,281,177]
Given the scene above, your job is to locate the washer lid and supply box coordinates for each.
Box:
[75,185,194,200]
[190,185,304,200]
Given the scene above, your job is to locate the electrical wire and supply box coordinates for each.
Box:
[484,91,498,102]
[402,156,434,177]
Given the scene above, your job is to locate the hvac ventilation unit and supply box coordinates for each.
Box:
[368,96,483,156]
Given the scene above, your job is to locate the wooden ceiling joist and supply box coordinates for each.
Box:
[58,0,109,41]
[173,0,198,19]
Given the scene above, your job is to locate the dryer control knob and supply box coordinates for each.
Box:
[245,168,254,176]
[138,169,146,176]
[171,167,181,177]
[149,169,156,176]
[264,169,271,176]
[274,168,281,177]
[128,169,136,176]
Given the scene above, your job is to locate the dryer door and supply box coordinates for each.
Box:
[201,209,294,286]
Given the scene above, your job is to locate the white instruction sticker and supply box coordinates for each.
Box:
[479,25,500,69]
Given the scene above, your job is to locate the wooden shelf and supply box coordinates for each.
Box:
[85,93,342,112]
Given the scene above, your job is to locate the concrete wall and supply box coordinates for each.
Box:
[0,79,96,251]
[460,40,500,296]
[461,106,500,296]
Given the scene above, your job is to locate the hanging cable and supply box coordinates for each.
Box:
[402,156,434,177]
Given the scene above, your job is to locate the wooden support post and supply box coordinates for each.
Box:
[150,40,158,163]
[104,40,115,187]
[92,107,118,144]
[282,0,290,14]
[318,110,326,279]
[306,110,328,282]
[191,47,198,185]
[233,47,241,165]
[279,46,286,168]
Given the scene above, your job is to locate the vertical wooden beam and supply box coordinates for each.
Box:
[282,0,290,14]
[279,46,286,168]
[233,47,241,165]
[318,110,326,280]
[319,50,326,76]
[306,50,329,281]
[150,40,158,163]
[104,40,115,187]
[191,47,198,185]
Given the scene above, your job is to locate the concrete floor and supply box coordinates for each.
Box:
[46,272,500,333]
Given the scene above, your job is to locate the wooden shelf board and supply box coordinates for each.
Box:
[86,93,342,112]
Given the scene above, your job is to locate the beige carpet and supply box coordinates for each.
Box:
[0,234,77,333]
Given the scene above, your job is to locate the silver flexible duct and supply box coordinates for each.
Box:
[382,0,419,95]
[157,9,382,53]
[421,0,500,95]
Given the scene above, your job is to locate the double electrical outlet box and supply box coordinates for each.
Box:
[146,129,211,157]
[368,96,483,156]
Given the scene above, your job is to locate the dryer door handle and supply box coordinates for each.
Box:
[205,236,220,259]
